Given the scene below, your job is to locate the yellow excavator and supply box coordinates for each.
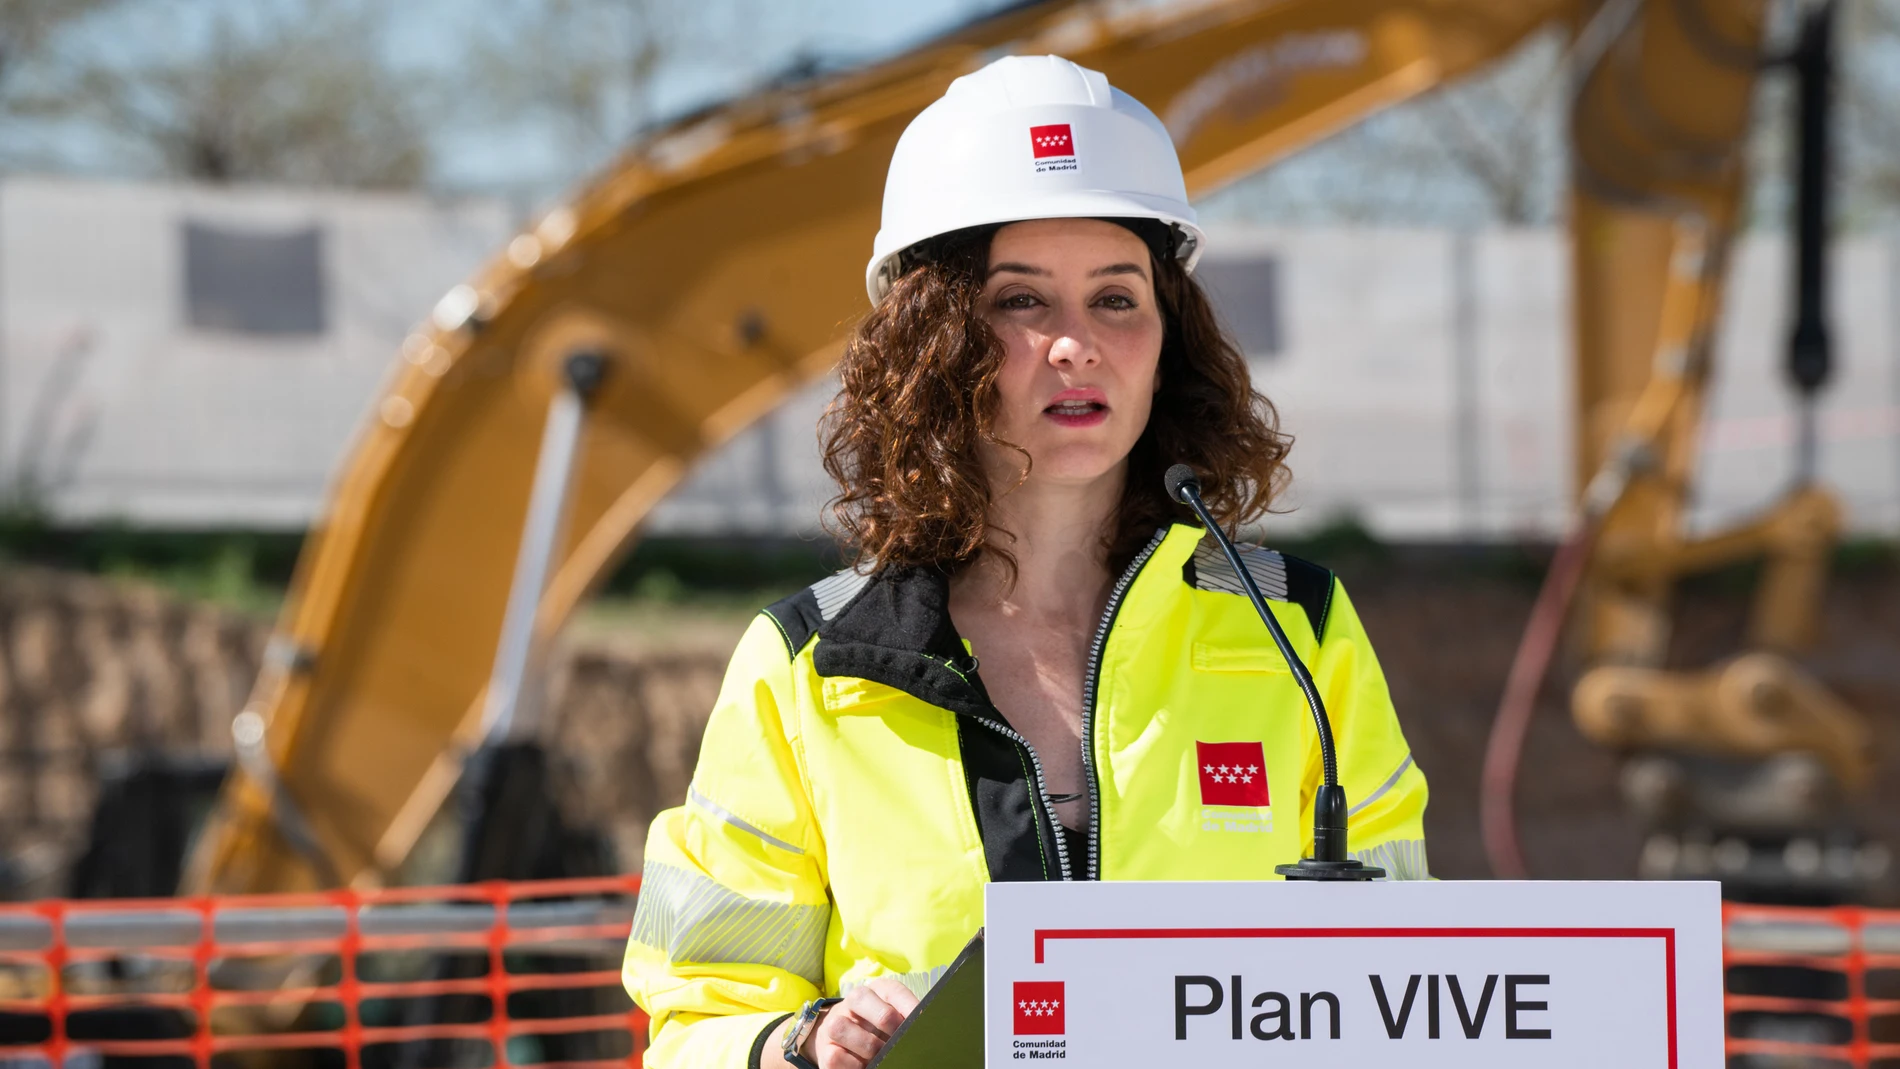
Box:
[116,0,1864,903]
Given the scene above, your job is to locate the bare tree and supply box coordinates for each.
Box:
[0,0,118,89]
[1415,31,1566,226]
[46,0,428,188]
[1834,0,1900,225]
[465,0,672,169]
[454,0,841,196]
[0,0,123,167]
[1200,28,1565,227]
[454,0,823,197]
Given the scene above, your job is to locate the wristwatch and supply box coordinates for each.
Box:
[782,996,841,1069]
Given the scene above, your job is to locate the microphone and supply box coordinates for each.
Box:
[1165,464,1382,882]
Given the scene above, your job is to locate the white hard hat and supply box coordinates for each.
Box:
[866,54,1204,303]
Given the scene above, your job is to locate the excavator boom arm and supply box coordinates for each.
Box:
[187,0,1810,894]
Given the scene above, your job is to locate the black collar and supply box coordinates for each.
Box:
[810,564,1002,723]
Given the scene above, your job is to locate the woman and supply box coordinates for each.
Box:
[623,55,1428,1069]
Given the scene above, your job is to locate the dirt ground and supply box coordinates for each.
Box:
[1338,551,1900,883]
[0,553,1892,893]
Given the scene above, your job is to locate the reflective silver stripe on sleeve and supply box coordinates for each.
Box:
[841,964,951,1000]
[1347,753,1416,819]
[1349,838,1430,881]
[629,860,829,984]
[688,785,805,855]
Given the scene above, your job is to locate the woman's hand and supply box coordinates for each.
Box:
[769,977,922,1069]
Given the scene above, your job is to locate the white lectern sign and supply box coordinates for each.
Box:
[985,880,1721,1068]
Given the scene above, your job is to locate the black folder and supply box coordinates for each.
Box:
[867,929,985,1068]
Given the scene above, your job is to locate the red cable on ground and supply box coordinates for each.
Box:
[1480,521,1599,879]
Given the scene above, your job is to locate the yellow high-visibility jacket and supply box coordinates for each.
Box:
[623,523,1428,1067]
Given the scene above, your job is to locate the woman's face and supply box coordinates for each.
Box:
[980,218,1163,491]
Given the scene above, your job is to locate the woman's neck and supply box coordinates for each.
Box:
[956,467,1125,619]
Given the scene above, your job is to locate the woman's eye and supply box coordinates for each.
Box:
[997,292,1041,309]
[1096,293,1137,310]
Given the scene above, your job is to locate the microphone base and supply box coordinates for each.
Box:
[1275,858,1386,882]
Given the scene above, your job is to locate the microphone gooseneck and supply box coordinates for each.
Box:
[1165,464,1381,882]
[1165,465,1337,789]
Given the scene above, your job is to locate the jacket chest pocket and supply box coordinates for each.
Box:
[821,676,911,712]
[1191,641,1290,674]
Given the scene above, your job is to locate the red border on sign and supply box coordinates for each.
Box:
[1033,926,1678,1069]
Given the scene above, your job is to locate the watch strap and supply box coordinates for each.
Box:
[750,1012,795,1069]
[782,997,842,1069]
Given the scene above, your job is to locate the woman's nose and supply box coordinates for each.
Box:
[1045,319,1099,367]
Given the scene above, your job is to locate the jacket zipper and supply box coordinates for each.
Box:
[936,654,1074,881]
[1080,528,1170,881]
[970,717,1074,882]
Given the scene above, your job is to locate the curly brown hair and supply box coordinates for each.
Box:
[820,224,1291,576]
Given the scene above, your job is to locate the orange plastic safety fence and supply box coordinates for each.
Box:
[0,875,646,1069]
[3,882,1895,1067]
[1724,902,1900,1068]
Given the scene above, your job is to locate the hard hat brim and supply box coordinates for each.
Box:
[866,194,1205,302]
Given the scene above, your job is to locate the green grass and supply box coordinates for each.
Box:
[0,510,298,617]
[0,511,837,636]
[0,511,1889,641]
[98,540,288,617]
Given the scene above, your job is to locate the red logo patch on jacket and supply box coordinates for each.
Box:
[1196,741,1270,807]
[1013,980,1066,1034]
[1029,124,1074,159]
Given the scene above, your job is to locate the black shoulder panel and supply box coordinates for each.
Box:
[1280,553,1336,641]
[764,567,879,658]
[1182,536,1337,642]
[761,587,823,658]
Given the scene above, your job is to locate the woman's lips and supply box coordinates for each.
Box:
[1044,399,1108,428]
